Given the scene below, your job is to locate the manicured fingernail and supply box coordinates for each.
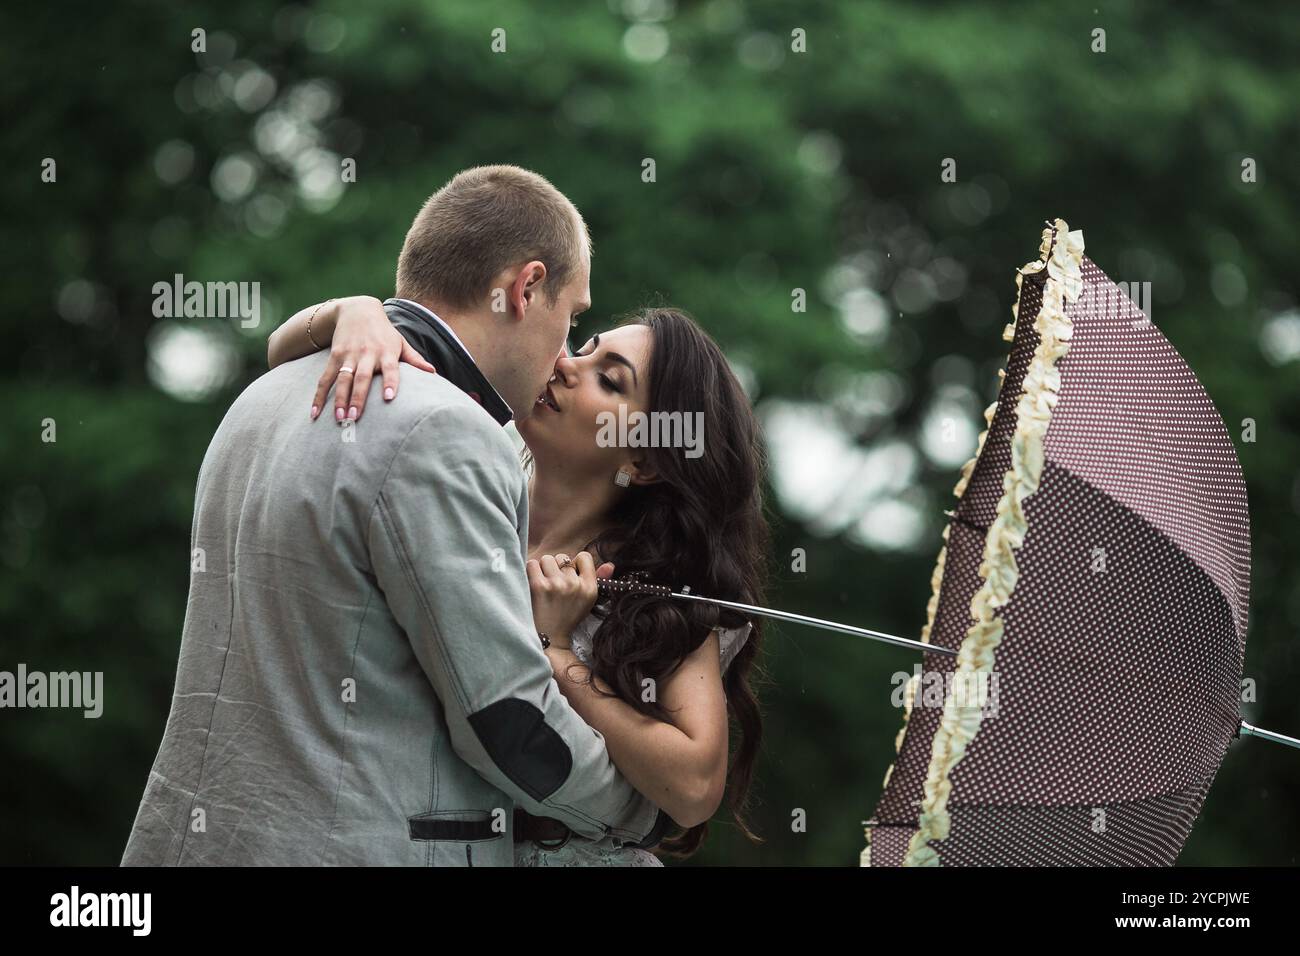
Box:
[310,405,319,420]
[335,407,344,421]
[348,406,358,420]
[384,387,395,401]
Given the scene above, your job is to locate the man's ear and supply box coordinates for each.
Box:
[509,260,547,318]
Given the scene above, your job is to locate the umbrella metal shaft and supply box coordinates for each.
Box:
[598,586,1300,747]
[667,592,958,657]
[1239,720,1300,751]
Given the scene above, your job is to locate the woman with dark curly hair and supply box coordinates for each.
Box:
[270,299,771,866]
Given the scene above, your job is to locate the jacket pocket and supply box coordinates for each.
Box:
[408,809,512,867]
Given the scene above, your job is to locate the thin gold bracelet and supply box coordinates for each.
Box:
[306,298,335,351]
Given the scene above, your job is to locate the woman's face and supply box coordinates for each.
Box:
[519,324,654,477]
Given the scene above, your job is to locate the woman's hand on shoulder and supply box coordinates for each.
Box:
[310,296,437,423]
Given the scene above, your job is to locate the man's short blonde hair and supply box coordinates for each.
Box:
[396,165,590,310]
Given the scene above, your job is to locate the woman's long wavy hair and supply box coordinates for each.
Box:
[522,307,771,858]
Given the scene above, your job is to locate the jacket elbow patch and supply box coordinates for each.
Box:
[467,698,573,800]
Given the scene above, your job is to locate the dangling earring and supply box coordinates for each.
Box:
[614,468,632,487]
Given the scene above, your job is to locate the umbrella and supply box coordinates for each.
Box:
[595,221,1295,864]
[856,217,1293,866]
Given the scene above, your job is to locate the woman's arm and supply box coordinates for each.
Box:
[267,295,436,421]
[268,297,342,369]
[545,633,730,829]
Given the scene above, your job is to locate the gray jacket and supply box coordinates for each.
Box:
[122,311,667,865]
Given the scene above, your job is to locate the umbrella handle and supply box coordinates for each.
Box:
[1238,720,1300,751]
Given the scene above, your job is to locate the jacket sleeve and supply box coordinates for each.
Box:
[367,402,669,848]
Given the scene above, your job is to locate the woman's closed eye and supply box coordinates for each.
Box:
[577,345,623,393]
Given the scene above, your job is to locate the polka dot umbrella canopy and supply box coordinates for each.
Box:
[863,218,1291,867]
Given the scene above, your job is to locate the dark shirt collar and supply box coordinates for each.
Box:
[383,298,514,426]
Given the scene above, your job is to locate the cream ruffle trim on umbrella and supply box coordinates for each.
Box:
[861,530,948,866]
[861,234,1036,867]
[902,218,1085,867]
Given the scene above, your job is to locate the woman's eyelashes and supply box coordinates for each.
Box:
[576,346,622,394]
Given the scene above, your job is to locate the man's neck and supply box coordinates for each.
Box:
[400,296,512,404]
[402,298,482,356]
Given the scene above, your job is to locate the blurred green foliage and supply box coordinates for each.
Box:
[2,0,1297,865]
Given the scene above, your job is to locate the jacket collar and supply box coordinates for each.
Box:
[383,298,514,427]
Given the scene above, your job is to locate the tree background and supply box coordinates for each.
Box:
[2,0,1297,865]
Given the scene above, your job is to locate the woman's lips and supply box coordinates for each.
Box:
[534,384,561,411]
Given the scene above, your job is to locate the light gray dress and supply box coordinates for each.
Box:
[514,605,753,867]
